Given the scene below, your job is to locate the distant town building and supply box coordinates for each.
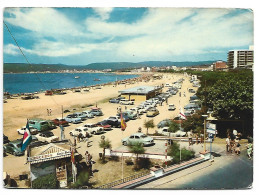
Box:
[213,61,228,71]
[228,46,254,69]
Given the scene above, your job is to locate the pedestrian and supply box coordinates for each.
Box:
[137,110,140,119]
[226,136,230,152]
[233,129,238,139]
[234,139,241,155]
[195,133,199,145]
[179,92,181,97]
[49,109,52,116]
[187,130,193,146]
[125,106,127,111]
[183,92,186,97]
[47,109,49,116]
[85,151,93,175]
[138,127,142,133]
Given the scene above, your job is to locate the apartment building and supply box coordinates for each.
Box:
[228,46,254,69]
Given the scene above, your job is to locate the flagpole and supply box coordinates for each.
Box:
[122,129,124,180]
[179,100,181,163]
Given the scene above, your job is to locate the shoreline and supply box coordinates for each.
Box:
[4,72,146,95]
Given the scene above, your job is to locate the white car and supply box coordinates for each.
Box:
[157,127,186,137]
[17,126,38,135]
[120,99,134,105]
[69,127,92,137]
[82,110,94,118]
[83,123,104,135]
[130,107,144,115]
[35,132,59,143]
[168,104,176,111]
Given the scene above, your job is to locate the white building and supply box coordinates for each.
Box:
[228,46,254,69]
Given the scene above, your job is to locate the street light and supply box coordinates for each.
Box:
[202,114,208,152]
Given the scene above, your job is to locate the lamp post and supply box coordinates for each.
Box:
[202,115,208,152]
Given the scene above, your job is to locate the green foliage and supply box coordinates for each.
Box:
[32,173,59,189]
[144,119,155,135]
[70,171,89,189]
[168,121,180,133]
[168,142,195,164]
[128,142,146,170]
[99,139,112,163]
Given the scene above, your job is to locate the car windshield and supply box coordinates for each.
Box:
[17,143,22,147]
[141,135,147,138]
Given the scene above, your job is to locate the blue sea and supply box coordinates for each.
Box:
[4,73,138,94]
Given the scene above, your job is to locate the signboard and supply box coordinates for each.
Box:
[28,151,71,163]
[207,129,216,134]
[206,122,216,130]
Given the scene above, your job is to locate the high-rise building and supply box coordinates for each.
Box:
[227,46,254,69]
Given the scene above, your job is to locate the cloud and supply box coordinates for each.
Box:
[4,44,20,55]
[4,8,253,63]
[93,7,113,20]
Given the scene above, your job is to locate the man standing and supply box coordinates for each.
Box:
[226,136,230,152]
[187,130,193,146]
[233,129,238,139]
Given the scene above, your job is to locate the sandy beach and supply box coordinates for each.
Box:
[3,72,197,184]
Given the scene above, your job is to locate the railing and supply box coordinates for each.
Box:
[98,170,150,189]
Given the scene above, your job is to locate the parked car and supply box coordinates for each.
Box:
[69,127,91,137]
[121,133,154,146]
[190,95,198,101]
[3,134,10,144]
[119,99,134,105]
[157,119,173,128]
[28,119,50,131]
[64,115,82,124]
[116,113,130,122]
[95,121,112,131]
[73,112,88,120]
[157,127,186,137]
[188,88,196,93]
[123,110,137,120]
[35,132,59,143]
[17,126,38,135]
[82,110,94,118]
[52,118,69,127]
[146,108,159,117]
[168,104,176,111]
[90,108,103,116]
[83,123,104,135]
[106,119,121,128]
[3,139,24,156]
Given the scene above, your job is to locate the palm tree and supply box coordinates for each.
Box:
[99,139,112,163]
[144,119,155,135]
[128,142,145,170]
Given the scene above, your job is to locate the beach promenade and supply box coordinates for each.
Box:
[3,72,199,186]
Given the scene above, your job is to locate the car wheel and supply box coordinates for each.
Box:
[12,151,17,156]
[123,141,127,146]
[93,131,96,135]
[69,132,73,136]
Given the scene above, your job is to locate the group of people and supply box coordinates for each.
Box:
[187,130,204,146]
[226,129,253,160]
[47,108,52,116]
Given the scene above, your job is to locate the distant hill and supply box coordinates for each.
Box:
[4,61,215,73]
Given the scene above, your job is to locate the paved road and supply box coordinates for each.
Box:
[137,147,253,189]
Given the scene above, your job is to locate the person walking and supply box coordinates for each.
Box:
[233,129,238,139]
[247,142,253,160]
[49,109,52,116]
[47,109,49,116]
[183,92,186,97]
[187,130,193,146]
[226,136,231,152]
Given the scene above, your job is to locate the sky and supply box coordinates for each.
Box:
[3,7,254,65]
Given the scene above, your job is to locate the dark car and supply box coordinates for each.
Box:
[157,119,173,128]
[3,139,24,156]
[96,120,112,131]
[109,98,120,103]
[106,119,121,128]
[4,134,10,144]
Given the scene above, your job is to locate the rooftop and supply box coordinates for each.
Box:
[119,86,161,95]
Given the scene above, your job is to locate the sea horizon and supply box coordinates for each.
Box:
[4,72,139,94]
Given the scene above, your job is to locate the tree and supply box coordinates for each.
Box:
[128,142,146,170]
[168,121,180,135]
[144,119,155,135]
[168,142,195,164]
[99,139,112,163]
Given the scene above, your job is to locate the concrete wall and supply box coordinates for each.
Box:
[121,94,147,101]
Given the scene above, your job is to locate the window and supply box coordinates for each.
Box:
[135,136,140,139]
[129,136,134,139]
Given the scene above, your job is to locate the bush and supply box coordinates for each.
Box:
[168,142,195,164]
[70,171,89,189]
[32,173,59,189]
